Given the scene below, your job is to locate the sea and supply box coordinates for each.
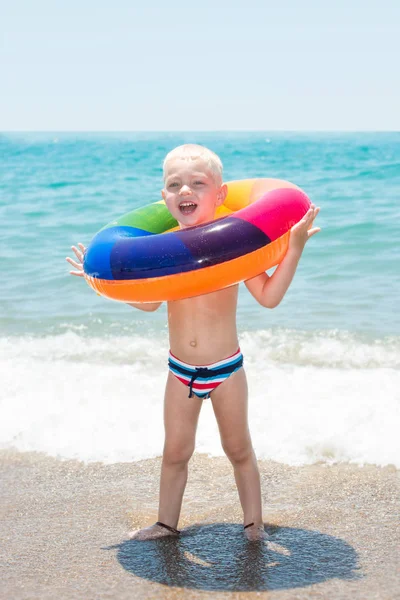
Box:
[1,132,399,468]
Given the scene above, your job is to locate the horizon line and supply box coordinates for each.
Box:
[1,129,399,134]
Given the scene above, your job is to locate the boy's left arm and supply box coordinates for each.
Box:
[245,204,320,308]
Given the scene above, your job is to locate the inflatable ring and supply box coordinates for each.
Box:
[83,178,310,302]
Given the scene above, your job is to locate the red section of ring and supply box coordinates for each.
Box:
[232,188,310,241]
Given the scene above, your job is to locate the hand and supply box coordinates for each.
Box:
[288,204,321,255]
[66,243,86,277]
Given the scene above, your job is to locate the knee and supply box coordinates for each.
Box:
[163,442,194,468]
[223,441,253,466]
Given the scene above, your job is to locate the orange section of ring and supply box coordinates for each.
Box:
[85,231,290,303]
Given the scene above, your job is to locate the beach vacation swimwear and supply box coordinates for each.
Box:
[168,349,244,399]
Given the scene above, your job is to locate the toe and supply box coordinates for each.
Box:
[127,529,139,540]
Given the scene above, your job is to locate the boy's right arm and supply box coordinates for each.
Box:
[66,244,162,312]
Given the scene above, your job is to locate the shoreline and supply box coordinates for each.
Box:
[1,450,398,599]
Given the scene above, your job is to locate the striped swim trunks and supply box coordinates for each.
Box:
[168,348,244,399]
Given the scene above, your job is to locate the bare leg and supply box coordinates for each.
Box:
[128,372,203,540]
[211,368,267,541]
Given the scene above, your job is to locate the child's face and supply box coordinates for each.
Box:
[162,158,227,229]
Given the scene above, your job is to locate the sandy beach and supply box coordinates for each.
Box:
[1,450,398,600]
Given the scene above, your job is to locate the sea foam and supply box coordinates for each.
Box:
[1,330,398,468]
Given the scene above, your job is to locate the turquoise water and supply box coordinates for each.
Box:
[1,132,399,467]
[1,131,399,337]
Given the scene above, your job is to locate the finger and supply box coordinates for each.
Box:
[66,257,82,270]
[71,245,83,261]
[305,206,319,220]
[308,212,317,228]
[69,270,85,277]
[72,246,83,261]
[302,210,314,227]
[306,207,315,219]
[308,227,321,238]
[78,243,86,253]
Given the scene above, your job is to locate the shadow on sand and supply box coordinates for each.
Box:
[109,523,362,592]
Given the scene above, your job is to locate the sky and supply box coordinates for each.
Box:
[1,0,399,131]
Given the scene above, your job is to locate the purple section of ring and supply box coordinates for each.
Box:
[174,216,270,264]
[110,216,271,280]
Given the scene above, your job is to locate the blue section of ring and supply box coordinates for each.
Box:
[84,226,152,279]
[110,230,192,280]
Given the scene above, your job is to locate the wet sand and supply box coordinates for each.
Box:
[1,450,399,600]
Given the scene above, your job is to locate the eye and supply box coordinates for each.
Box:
[168,182,179,188]
[194,180,205,185]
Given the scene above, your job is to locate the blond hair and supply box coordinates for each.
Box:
[163,144,223,185]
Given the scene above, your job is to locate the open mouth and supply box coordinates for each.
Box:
[179,201,198,215]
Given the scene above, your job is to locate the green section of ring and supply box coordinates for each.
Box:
[100,201,178,234]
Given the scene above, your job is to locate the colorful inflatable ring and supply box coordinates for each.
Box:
[83,178,310,302]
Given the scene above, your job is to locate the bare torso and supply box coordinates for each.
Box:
[167,284,239,364]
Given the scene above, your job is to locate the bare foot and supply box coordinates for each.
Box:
[127,522,179,541]
[244,523,269,541]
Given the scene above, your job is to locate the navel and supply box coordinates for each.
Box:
[190,340,197,348]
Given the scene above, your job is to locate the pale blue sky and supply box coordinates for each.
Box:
[1,0,399,130]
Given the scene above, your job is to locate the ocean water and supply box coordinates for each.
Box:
[1,132,399,467]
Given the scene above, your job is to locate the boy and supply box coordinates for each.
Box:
[66,144,320,541]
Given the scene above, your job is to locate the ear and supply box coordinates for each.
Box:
[216,183,228,206]
[161,188,166,201]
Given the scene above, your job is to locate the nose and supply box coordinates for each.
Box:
[179,185,192,195]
